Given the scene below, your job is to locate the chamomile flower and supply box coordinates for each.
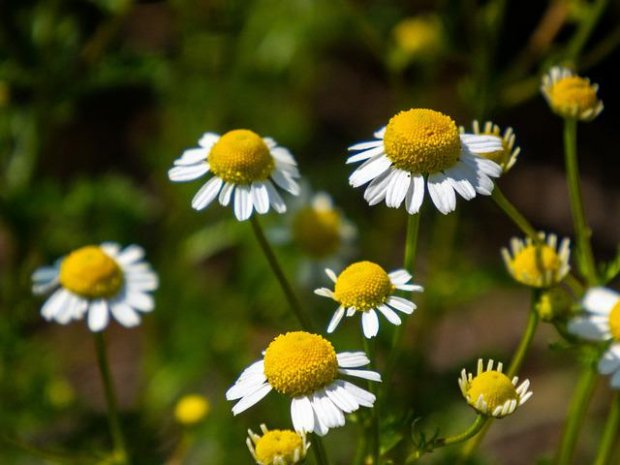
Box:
[347,108,503,215]
[226,331,380,436]
[247,424,309,465]
[168,129,300,221]
[458,359,533,418]
[541,67,603,121]
[32,243,158,332]
[175,394,210,425]
[568,287,620,388]
[461,120,520,172]
[501,233,570,288]
[314,261,423,338]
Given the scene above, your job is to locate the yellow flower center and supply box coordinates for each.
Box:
[608,302,620,341]
[208,129,275,184]
[174,395,210,425]
[333,261,393,311]
[292,207,342,258]
[467,371,518,412]
[59,246,123,298]
[549,76,599,115]
[511,245,561,287]
[263,332,338,397]
[383,109,461,174]
[255,430,303,465]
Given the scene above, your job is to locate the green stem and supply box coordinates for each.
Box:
[249,215,314,332]
[363,337,380,465]
[593,391,620,465]
[563,118,598,285]
[94,333,129,465]
[491,187,539,241]
[312,435,330,465]
[565,0,609,63]
[441,415,488,447]
[554,362,598,465]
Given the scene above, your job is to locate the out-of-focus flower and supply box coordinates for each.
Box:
[175,394,210,425]
[168,130,300,221]
[314,261,422,338]
[541,67,603,121]
[459,359,532,418]
[347,108,502,215]
[391,15,444,67]
[32,243,158,332]
[461,120,520,172]
[226,331,380,436]
[247,424,309,465]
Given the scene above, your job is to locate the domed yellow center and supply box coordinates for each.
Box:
[255,430,303,465]
[549,76,599,114]
[511,245,561,287]
[383,109,461,174]
[208,129,275,184]
[333,261,393,311]
[59,246,123,298]
[292,207,342,258]
[608,302,620,341]
[467,371,518,412]
[263,332,338,397]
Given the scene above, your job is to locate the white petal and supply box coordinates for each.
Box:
[337,351,370,368]
[173,148,208,165]
[116,245,145,266]
[378,304,402,325]
[227,375,268,400]
[349,155,392,188]
[218,182,235,206]
[325,268,338,283]
[385,169,411,208]
[363,169,395,206]
[198,132,219,148]
[405,175,425,214]
[271,170,300,195]
[361,310,379,338]
[234,185,254,221]
[583,287,620,315]
[291,396,315,432]
[348,140,383,152]
[126,272,159,292]
[325,382,358,413]
[192,176,223,210]
[251,182,270,214]
[388,269,412,285]
[327,306,346,333]
[460,134,503,154]
[168,164,209,182]
[100,242,121,256]
[599,346,620,375]
[339,368,381,382]
[231,383,272,415]
[339,380,376,407]
[125,291,155,312]
[387,296,416,314]
[312,391,345,428]
[314,288,334,298]
[265,181,287,213]
[347,145,386,164]
[428,173,456,214]
[88,299,109,332]
[611,370,620,389]
[567,316,610,341]
[32,266,59,285]
[110,302,141,328]
[55,293,84,324]
[445,163,476,200]
[374,127,386,138]
[41,289,72,321]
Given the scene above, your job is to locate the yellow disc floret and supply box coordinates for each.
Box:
[383,109,461,174]
[608,302,620,341]
[292,207,342,258]
[263,332,338,397]
[209,129,275,184]
[59,246,123,298]
[175,394,210,425]
[333,261,393,311]
[254,429,303,465]
[511,245,561,287]
[548,76,599,117]
[467,371,518,412]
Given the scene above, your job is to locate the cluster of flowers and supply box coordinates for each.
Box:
[30,66,614,464]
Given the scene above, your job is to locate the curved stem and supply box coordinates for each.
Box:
[563,118,598,285]
[554,362,598,465]
[312,435,330,465]
[249,216,315,332]
[491,186,539,241]
[593,391,620,465]
[94,333,129,465]
[441,415,489,447]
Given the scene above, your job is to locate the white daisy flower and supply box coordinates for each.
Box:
[458,359,533,418]
[461,120,520,172]
[541,66,603,121]
[226,331,381,436]
[314,261,423,338]
[32,243,158,332]
[568,287,620,388]
[168,129,300,221]
[247,424,310,465]
[347,108,503,215]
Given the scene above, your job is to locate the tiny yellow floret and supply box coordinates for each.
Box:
[608,302,620,341]
[254,429,303,465]
[467,371,518,412]
[59,246,123,298]
[292,207,342,258]
[175,394,210,425]
[263,332,338,397]
[209,129,275,184]
[334,261,393,311]
[383,109,461,174]
[511,245,561,287]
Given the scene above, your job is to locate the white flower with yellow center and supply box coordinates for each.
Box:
[347,108,503,215]
[461,120,520,172]
[32,243,158,332]
[541,67,603,121]
[501,233,570,288]
[247,424,309,465]
[226,331,381,436]
[458,359,532,418]
[568,287,620,388]
[314,261,422,338]
[168,129,300,221]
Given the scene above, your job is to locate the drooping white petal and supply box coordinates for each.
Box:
[338,380,376,407]
[218,182,235,206]
[361,310,379,338]
[349,155,392,188]
[312,391,345,428]
[405,175,425,214]
[231,383,273,415]
[445,163,477,200]
[378,304,402,325]
[599,345,620,375]
[364,169,396,206]
[385,169,411,208]
[291,396,315,433]
[265,181,287,213]
[327,306,346,333]
[41,289,72,320]
[110,302,141,328]
[251,182,270,214]
[192,176,223,210]
[126,291,155,312]
[428,173,457,214]
[387,296,416,314]
[271,169,300,195]
[173,148,209,166]
[324,381,358,413]
[168,163,210,182]
[88,299,110,332]
[227,375,268,400]
[234,185,254,221]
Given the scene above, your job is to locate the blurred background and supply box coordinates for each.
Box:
[1,0,619,464]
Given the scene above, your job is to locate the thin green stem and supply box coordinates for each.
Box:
[554,362,598,465]
[249,215,314,332]
[94,333,129,465]
[565,0,609,63]
[563,118,597,285]
[593,391,620,465]
[312,435,330,465]
[363,337,380,465]
[491,187,539,241]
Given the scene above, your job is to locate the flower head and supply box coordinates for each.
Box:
[168,130,300,221]
[226,331,381,436]
[347,108,502,215]
[247,424,309,465]
[32,243,158,332]
[315,261,423,338]
[501,233,570,288]
[459,359,532,418]
[541,67,603,121]
[568,287,620,388]
[175,394,210,425]
[461,120,520,172]
[391,15,444,64]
